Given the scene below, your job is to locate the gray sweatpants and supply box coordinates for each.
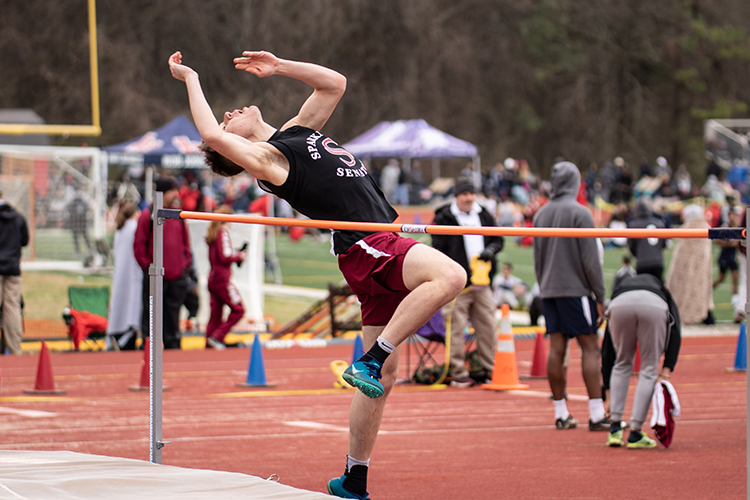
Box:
[606,290,668,430]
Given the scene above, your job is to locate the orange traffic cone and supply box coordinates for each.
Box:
[524,332,548,379]
[24,342,66,395]
[483,304,529,391]
[129,337,170,392]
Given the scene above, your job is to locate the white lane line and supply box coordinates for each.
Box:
[0,407,57,418]
[282,421,353,433]
[505,390,589,402]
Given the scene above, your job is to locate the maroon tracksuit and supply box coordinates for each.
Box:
[206,228,245,342]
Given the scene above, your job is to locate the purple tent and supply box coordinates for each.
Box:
[343,119,478,159]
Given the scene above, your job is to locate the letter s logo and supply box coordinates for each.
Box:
[322,138,356,167]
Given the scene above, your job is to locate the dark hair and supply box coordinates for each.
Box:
[115,202,138,230]
[200,142,245,177]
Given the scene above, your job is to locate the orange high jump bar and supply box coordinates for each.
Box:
[160,209,745,240]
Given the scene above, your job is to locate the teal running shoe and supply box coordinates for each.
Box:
[343,358,384,398]
[327,475,370,499]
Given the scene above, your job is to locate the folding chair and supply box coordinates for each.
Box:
[402,310,450,385]
[402,300,481,385]
[64,285,110,351]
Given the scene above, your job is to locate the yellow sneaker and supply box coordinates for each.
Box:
[607,430,623,447]
[626,431,657,449]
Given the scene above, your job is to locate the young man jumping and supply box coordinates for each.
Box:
[169,50,465,499]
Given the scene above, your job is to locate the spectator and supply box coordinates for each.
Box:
[432,177,504,386]
[178,172,204,212]
[713,206,742,321]
[614,160,634,204]
[183,259,200,334]
[735,207,747,323]
[705,153,723,181]
[205,205,246,349]
[584,162,599,203]
[598,161,617,203]
[602,273,681,448]
[605,209,628,248]
[638,157,652,178]
[533,161,608,431]
[611,255,637,295]
[665,205,714,325]
[134,176,193,349]
[380,159,401,204]
[0,188,29,355]
[106,203,142,350]
[627,200,667,283]
[394,165,411,206]
[66,183,93,265]
[674,163,693,199]
[654,156,672,179]
[492,262,532,311]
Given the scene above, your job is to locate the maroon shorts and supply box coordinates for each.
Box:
[338,232,420,326]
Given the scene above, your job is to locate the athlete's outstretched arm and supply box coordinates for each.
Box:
[233,51,346,131]
[168,51,273,180]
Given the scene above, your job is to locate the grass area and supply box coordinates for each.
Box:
[20,231,738,326]
[271,232,345,289]
[22,271,112,320]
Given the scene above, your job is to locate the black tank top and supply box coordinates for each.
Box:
[260,126,398,254]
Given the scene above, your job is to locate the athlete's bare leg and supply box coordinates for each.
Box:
[348,244,464,457]
[576,333,602,399]
[547,332,568,401]
[348,325,398,460]
[377,244,466,348]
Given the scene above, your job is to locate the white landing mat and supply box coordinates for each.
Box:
[0,450,331,500]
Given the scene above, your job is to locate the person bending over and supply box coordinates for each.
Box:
[169,50,465,500]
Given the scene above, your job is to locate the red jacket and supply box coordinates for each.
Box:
[133,207,192,280]
[208,228,242,288]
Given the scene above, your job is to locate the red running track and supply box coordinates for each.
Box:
[0,335,745,499]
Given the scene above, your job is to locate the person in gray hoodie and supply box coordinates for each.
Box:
[533,161,608,431]
[627,199,667,283]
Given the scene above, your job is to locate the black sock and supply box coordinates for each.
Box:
[610,421,621,433]
[628,430,643,442]
[362,344,390,365]
[343,464,368,496]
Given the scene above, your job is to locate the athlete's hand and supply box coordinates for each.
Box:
[168,51,197,82]
[234,51,280,78]
[596,302,606,328]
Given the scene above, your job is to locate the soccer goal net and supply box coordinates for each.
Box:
[0,145,107,268]
[705,119,750,168]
